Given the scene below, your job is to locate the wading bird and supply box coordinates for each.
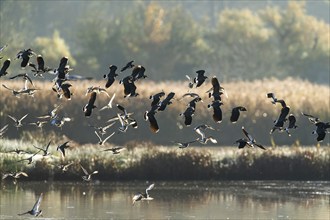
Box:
[80,164,98,182]
[94,131,115,145]
[8,114,28,128]
[132,183,155,205]
[99,93,116,111]
[194,124,217,144]
[33,141,52,156]
[236,127,266,150]
[103,146,125,154]
[57,141,70,158]
[17,150,41,164]
[58,162,74,172]
[2,171,28,184]
[302,113,330,142]
[18,193,43,217]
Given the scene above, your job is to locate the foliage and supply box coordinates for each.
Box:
[0,139,329,181]
[2,1,328,82]
[34,30,76,67]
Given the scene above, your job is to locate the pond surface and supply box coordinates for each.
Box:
[0,181,329,219]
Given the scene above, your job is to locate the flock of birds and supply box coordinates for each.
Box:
[0,45,329,217]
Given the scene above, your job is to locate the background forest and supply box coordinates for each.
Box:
[1,0,329,83]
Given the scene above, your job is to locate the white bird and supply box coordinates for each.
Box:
[94,131,115,145]
[8,113,28,128]
[132,183,155,205]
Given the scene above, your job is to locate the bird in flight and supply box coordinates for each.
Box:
[18,193,43,217]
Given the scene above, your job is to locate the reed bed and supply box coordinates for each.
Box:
[0,139,329,181]
[0,77,329,145]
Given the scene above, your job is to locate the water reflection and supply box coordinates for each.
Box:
[1,181,329,219]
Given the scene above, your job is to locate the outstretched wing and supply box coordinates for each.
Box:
[32,193,43,213]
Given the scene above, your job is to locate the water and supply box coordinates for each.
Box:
[0,181,329,220]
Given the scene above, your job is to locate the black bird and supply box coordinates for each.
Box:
[238,127,266,150]
[180,106,195,126]
[55,57,69,80]
[230,106,247,123]
[16,48,35,68]
[33,141,52,157]
[132,183,155,205]
[121,60,134,72]
[174,139,198,149]
[57,141,70,158]
[207,76,226,101]
[208,100,223,123]
[144,105,159,133]
[60,82,73,100]
[0,58,10,77]
[267,93,278,104]
[29,55,52,77]
[131,65,147,81]
[270,100,290,134]
[150,91,165,106]
[18,193,43,217]
[104,65,118,88]
[302,113,330,142]
[103,146,125,154]
[158,92,175,111]
[284,114,298,136]
[180,97,202,126]
[120,75,138,98]
[194,70,207,87]
[83,92,97,117]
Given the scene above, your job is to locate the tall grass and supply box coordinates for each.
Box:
[0,77,329,145]
[0,139,329,181]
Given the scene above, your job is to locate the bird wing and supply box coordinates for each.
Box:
[80,165,89,175]
[242,127,253,142]
[19,113,29,122]
[17,171,29,177]
[7,114,17,122]
[103,132,115,144]
[94,131,102,142]
[32,193,43,213]
[146,183,155,195]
